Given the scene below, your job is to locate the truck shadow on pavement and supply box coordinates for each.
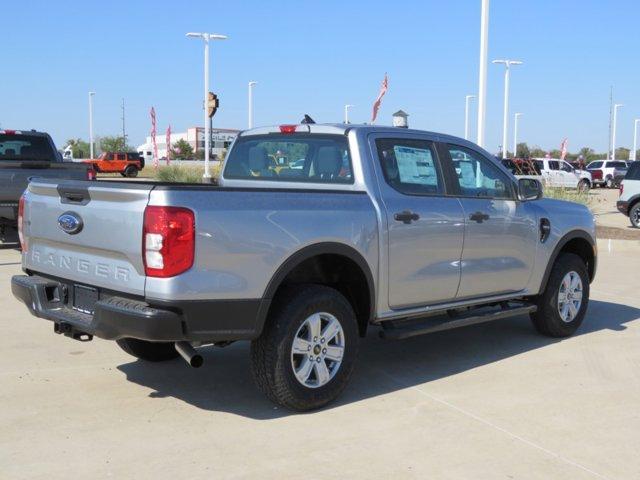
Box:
[117,299,638,419]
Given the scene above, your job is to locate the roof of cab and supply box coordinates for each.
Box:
[237,123,482,151]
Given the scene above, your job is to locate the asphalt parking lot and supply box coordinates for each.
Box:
[1,239,639,480]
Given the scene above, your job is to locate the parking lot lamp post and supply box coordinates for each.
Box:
[612,103,623,161]
[513,112,523,157]
[632,119,639,161]
[88,92,95,158]
[477,0,489,148]
[493,59,523,159]
[464,95,476,140]
[186,32,227,182]
[344,104,354,124]
[248,81,257,129]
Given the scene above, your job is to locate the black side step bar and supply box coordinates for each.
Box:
[380,304,537,340]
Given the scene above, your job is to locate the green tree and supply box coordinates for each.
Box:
[64,138,91,159]
[615,147,630,160]
[530,146,546,158]
[100,136,130,153]
[516,142,530,158]
[548,149,562,159]
[171,139,194,160]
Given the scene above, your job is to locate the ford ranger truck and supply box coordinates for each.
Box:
[12,124,597,411]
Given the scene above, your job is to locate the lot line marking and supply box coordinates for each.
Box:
[375,368,611,480]
[0,262,21,267]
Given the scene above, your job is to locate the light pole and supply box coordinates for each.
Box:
[464,95,476,140]
[633,119,640,161]
[186,32,228,182]
[248,81,257,129]
[344,104,354,124]
[477,0,490,148]
[612,103,623,161]
[513,112,523,158]
[88,92,95,158]
[493,59,523,159]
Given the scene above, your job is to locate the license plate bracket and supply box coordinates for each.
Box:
[73,285,99,314]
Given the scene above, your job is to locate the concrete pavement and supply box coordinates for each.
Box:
[1,240,639,479]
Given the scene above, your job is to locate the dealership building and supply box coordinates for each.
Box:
[137,126,239,159]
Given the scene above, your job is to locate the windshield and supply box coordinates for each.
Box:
[0,134,55,161]
[224,134,353,184]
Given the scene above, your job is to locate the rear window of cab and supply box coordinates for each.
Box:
[223,134,353,184]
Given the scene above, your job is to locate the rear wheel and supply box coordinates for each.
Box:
[116,338,179,362]
[605,176,614,188]
[250,285,359,411]
[530,253,589,337]
[630,203,640,228]
[124,165,139,178]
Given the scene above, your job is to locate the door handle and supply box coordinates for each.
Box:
[469,211,490,223]
[394,210,420,224]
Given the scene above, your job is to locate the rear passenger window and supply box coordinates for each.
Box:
[448,145,513,199]
[375,139,443,195]
[224,134,353,184]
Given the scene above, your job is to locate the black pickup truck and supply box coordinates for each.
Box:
[0,129,95,242]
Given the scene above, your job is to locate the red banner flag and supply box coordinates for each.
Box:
[150,107,158,168]
[371,73,388,124]
[166,125,171,166]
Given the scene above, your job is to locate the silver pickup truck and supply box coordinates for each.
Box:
[12,124,597,411]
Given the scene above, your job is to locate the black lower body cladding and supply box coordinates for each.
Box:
[11,274,266,342]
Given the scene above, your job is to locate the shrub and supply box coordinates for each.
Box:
[152,163,221,183]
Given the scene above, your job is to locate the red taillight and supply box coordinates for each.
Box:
[143,206,195,278]
[620,182,624,196]
[1,129,16,135]
[18,194,27,252]
[279,125,297,134]
[87,168,96,181]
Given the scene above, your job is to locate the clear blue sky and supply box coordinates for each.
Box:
[1,0,638,154]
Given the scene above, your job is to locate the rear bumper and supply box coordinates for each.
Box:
[11,274,266,342]
[617,200,629,216]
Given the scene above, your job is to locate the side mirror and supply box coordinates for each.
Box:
[518,178,543,201]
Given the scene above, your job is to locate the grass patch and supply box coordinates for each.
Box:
[543,186,592,207]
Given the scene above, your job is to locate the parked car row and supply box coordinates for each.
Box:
[501,158,592,191]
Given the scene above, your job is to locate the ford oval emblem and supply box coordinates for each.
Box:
[58,212,83,235]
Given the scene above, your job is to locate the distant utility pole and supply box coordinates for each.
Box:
[607,86,613,160]
[121,98,127,149]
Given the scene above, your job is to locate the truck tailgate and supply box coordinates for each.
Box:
[23,180,152,296]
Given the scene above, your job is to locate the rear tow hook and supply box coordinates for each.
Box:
[174,341,203,368]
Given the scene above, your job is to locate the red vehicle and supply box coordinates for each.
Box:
[83,151,144,177]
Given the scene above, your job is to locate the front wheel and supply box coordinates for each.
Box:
[250,285,359,411]
[577,179,590,193]
[116,338,179,362]
[530,253,589,337]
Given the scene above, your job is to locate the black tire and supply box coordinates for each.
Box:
[577,179,590,193]
[530,253,589,337]
[125,166,139,178]
[250,285,359,411]
[116,338,179,362]
[605,176,614,188]
[630,203,640,228]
